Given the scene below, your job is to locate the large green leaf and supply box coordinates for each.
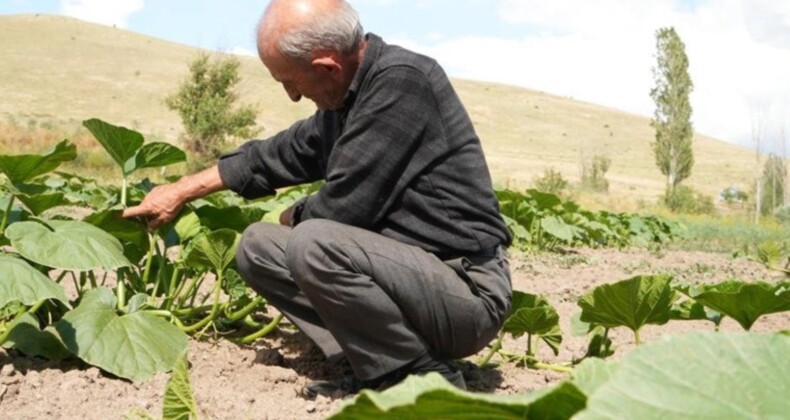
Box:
[133,142,187,171]
[195,205,266,233]
[541,215,582,243]
[55,288,188,382]
[526,189,562,210]
[576,332,790,419]
[84,209,150,264]
[0,139,77,185]
[503,291,563,355]
[184,229,240,273]
[82,119,144,174]
[6,219,132,271]
[330,373,586,419]
[0,255,69,308]
[16,192,68,216]
[162,356,198,420]
[571,358,618,396]
[669,298,722,326]
[578,274,679,333]
[3,312,71,361]
[678,280,790,330]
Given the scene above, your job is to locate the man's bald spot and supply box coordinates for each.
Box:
[258,0,343,54]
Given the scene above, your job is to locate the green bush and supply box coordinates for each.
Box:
[532,168,569,195]
[775,206,790,224]
[663,185,715,215]
[580,155,610,193]
[166,54,260,170]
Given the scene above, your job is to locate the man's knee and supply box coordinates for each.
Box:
[236,222,288,288]
[285,219,345,285]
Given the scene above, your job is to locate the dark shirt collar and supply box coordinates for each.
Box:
[343,33,383,109]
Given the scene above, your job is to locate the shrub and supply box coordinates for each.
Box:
[166,54,260,170]
[663,185,715,215]
[720,186,748,206]
[532,168,569,195]
[580,155,610,193]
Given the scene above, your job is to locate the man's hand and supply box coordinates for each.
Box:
[279,204,294,226]
[122,165,226,230]
[123,183,188,230]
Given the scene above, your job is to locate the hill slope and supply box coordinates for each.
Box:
[0,14,758,200]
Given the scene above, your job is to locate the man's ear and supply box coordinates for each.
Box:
[311,56,342,78]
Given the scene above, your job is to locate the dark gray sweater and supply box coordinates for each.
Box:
[218,33,510,255]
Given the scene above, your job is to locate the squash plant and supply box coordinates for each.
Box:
[0,126,292,381]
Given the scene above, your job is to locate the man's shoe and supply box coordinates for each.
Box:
[301,359,465,399]
[301,375,365,399]
[437,367,466,390]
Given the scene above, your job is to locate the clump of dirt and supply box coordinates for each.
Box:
[1,248,787,419]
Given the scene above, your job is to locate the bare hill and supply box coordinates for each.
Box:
[0,14,757,200]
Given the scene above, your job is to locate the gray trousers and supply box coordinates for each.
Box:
[235,219,512,380]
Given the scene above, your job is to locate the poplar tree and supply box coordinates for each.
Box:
[650,27,694,196]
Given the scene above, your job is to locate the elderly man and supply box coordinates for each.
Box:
[124,0,511,396]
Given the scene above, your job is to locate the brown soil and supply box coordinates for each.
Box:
[1,248,788,419]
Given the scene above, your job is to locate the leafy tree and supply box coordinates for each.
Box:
[650,27,694,195]
[166,54,259,169]
[760,154,786,216]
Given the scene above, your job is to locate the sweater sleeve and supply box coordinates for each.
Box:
[217,113,325,199]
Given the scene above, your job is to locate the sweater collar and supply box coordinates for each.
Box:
[344,33,382,108]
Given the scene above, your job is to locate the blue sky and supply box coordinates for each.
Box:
[3,0,790,153]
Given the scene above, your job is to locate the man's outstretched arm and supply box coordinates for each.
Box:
[123,165,226,230]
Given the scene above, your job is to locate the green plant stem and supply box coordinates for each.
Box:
[143,309,173,318]
[162,266,183,311]
[241,314,263,329]
[634,329,642,346]
[177,274,223,334]
[236,314,283,344]
[141,231,157,291]
[87,270,98,289]
[151,239,167,297]
[121,176,128,208]
[498,349,574,373]
[70,271,82,296]
[186,275,207,309]
[527,333,534,356]
[116,279,126,311]
[54,270,69,284]
[0,194,15,236]
[225,297,264,322]
[172,304,216,318]
[28,299,46,314]
[100,271,109,287]
[477,330,505,367]
[175,274,200,310]
[530,361,574,373]
[0,300,45,346]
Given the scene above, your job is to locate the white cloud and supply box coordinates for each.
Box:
[60,0,144,28]
[230,46,257,57]
[396,0,790,151]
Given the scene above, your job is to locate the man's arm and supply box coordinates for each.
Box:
[122,165,226,229]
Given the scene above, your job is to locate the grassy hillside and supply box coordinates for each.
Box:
[0,14,759,202]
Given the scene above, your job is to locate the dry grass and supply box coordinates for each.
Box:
[0,14,768,208]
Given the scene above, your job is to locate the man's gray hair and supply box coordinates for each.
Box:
[266,0,364,62]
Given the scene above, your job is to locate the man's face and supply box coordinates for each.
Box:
[262,50,346,111]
